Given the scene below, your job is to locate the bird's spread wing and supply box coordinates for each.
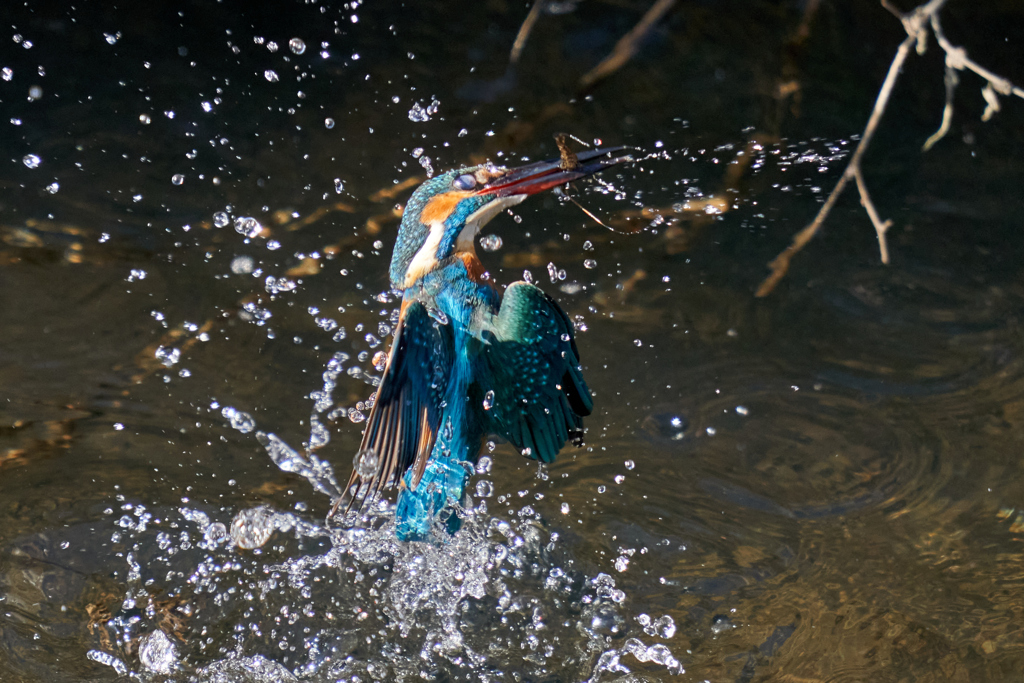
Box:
[478,282,593,463]
[340,301,452,512]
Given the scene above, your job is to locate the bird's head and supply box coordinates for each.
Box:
[390,146,629,290]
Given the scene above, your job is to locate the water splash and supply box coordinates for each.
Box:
[89,491,684,682]
[256,431,341,499]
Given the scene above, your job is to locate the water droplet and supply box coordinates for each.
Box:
[139,113,151,124]
[155,346,181,367]
[266,41,279,53]
[479,234,502,252]
[354,449,379,479]
[407,97,440,122]
[221,406,256,433]
[706,426,716,436]
[735,405,749,416]
[561,502,570,514]
[230,255,255,274]
[710,614,735,634]
[104,32,121,45]
[289,38,306,54]
[418,155,434,177]
[482,390,495,410]
[1,67,12,81]
[584,259,597,269]
[87,650,128,676]
[583,240,594,251]
[650,615,676,639]
[139,631,178,675]
[348,409,365,424]
[22,154,40,168]
[334,178,344,194]
[230,506,276,549]
[614,556,629,572]
[44,181,59,194]
[476,455,492,474]
[624,459,635,470]
[324,117,335,129]
[634,339,642,347]
[475,480,494,497]
[264,69,279,82]
[201,101,213,113]
[234,216,262,238]
[171,173,185,186]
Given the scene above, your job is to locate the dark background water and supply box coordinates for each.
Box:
[3,0,1024,681]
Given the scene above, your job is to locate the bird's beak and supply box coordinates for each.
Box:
[476,146,631,198]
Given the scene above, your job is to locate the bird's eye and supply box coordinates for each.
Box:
[453,174,477,191]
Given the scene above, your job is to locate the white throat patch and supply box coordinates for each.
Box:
[455,194,528,252]
[403,194,528,289]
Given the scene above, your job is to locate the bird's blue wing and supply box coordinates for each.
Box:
[479,282,593,463]
[340,301,453,511]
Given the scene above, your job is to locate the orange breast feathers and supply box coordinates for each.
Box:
[458,252,488,283]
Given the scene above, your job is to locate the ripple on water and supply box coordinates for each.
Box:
[688,386,947,521]
[795,267,1024,399]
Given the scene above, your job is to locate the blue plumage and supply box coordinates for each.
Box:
[335,148,628,540]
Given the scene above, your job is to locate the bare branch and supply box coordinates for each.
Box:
[755,0,1024,296]
[755,29,917,297]
[578,0,677,92]
[510,1,545,65]
[930,13,1024,101]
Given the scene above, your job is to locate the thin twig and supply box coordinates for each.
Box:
[922,64,958,151]
[578,0,677,92]
[510,1,545,65]
[853,166,893,264]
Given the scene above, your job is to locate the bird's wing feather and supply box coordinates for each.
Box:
[479,282,592,463]
[341,301,452,512]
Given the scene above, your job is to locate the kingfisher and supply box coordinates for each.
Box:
[334,146,629,541]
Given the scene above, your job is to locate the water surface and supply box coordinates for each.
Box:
[2,1,1024,681]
